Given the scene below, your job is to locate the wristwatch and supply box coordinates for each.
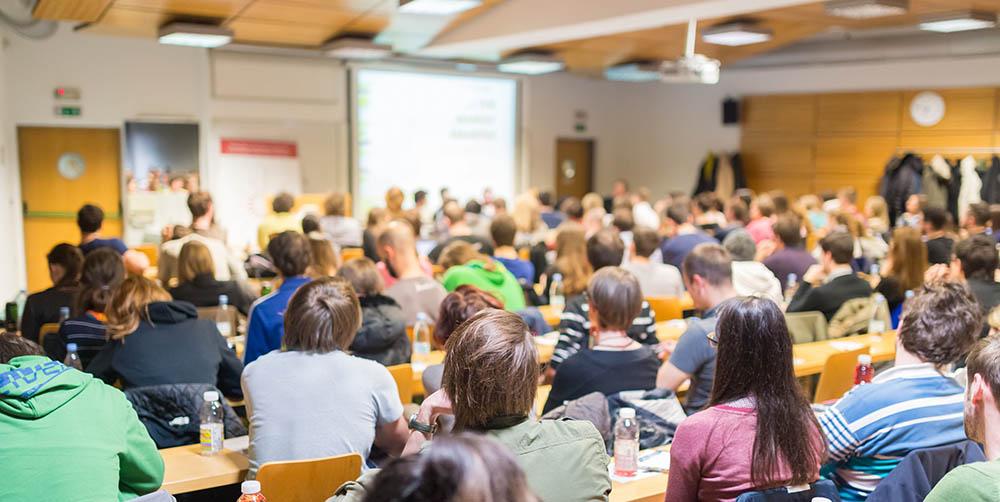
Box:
[408,413,438,435]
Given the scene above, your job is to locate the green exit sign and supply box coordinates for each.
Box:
[54,106,81,117]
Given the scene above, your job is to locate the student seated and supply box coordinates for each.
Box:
[421,286,504,395]
[923,206,954,265]
[403,309,611,501]
[380,221,448,325]
[0,333,163,501]
[538,191,564,229]
[47,248,124,367]
[544,267,660,414]
[257,192,302,251]
[77,204,149,274]
[428,202,495,263]
[158,192,247,285]
[243,231,312,365]
[955,235,1000,324]
[873,227,926,313]
[762,214,817,291]
[336,257,410,366]
[786,231,873,321]
[438,241,525,311]
[491,214,535,285]
[622,226,684,298]
[168,241,252,315]
[320,192,363,248]
[88,276,244,399]
[242,277,409,477]
[667,297,825,501]
[657,243,738,414]
[660,202,718,269]
[539,223,592,304]
[20,243,82,342]
[745,194,776,244]
[819,282,981,500]
[722,230,782,304]
[306,232,340,278]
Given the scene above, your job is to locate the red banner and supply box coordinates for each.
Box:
[221,139,297,157]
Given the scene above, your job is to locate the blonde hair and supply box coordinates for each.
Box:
[554,224,592,296]
[887,227,927,292]
[511,192,542,234]
[581,192,604,213]
[337,257,384,296]
[438,240,494,272]
[178,241,214,284]
[865,196,888,221]
[308,234,339,278]
[105,276,172,340]
[799,194,821,212]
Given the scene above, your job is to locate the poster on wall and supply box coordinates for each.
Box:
[214,138,301,253]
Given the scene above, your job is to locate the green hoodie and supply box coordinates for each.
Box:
[0,356,164,501]
[441,259,526,311]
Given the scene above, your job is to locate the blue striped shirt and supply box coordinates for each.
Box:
[818,362,966,501]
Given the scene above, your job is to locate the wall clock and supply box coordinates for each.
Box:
[910,91,946,127]
[57,152,86,180]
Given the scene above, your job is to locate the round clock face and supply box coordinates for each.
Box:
[910,91,946,127]
[57,152,86,180]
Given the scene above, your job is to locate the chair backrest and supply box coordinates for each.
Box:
[257,453,363,502]
[646,296,683,323]
[340,247,364,263]
[518,247,530,260]
[785,311,828,344]
[535,384,551,416]
[814,345,870,404]
[735,479,840,502]
[387,363,413,404]
[38,322,60,348]
[828,295,891,339]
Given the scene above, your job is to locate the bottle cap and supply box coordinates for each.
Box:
[66,343,78,352]
[552,273,563,281]
[619,407,636,419]
[873,293,885,303]
[241,481,261,494]
[415,312,429,322]
[788,273,797,283]
[905,290,915,299]
[218,294,229,305]
[858,354,872,365]
[60,306,70,314]
[203,390,220,402]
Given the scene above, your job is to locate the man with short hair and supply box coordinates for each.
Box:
[243,231,312,364]
[722,230,782,304]
[964,202,992,238]
[560,197,584,224]
[926,336,1000,501]
[381,221,447,325]
[763,214,817,290]
[949,234,1000,327]
[77,204,149,274]
[257,192,302,251]
[820,282,981,500]
[656,243,738,413]
[623,226,684,298]
[186,191,227,242]
[490,215,534,285]
[158,192,248,285]
[715,198,748,242]
[659,203,717,269]
[923,206,955,265]
[786,231,873,321]
[427,201,494,264]
[538,191,564,229]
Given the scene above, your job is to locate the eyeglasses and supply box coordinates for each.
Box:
[706,330,719,347]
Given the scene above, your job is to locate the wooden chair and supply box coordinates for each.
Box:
[645,296,684,323]
[387,364,414,404]
[256,453,362,502]
[134,244,159,267]
[518,247,530,260]
[785,311,828,344]
[535,384,551,416]
[38,323,60,349]
[814,345,870,404]
[340,247,364,263]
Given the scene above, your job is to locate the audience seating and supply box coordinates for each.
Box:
[387,364,414,404]
[37,323,60,350]
[645,297,684,323]
[256,453,362,502]
[340,248,364,263]
[535,385,551,416]
[195,306,241,335]
[867,440,986,502]
[785,312,828,344]
[735,479,840,501]
[134,244,159,267]
[813,345,870,403]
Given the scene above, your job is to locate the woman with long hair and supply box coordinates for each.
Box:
[20,243,84,342]
[874,226,927,313]
[168,240,252,315]
[541,224,592,301]
[666,297,826,501]
[306,233,341,278]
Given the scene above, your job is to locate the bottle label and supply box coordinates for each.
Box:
[217,321,232,337]
[613,439,639,476]
[200,423,224,455]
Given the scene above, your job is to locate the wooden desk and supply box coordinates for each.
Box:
[791,331,896,378]
[610,446,671,502]
[538,304,562,327]
[160,443,249,494]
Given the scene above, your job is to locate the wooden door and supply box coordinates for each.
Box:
[555,138,594,199]
[19,127,122,292]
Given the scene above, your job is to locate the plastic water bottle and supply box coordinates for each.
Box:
[200,390,225,456]
[904,289,915,302]
[784,273,798,304]
[216,295,233,337]
[13,290,26,322]
[869,263,880,277]
[868,294,886,334]
[64,343,83,370]
[613,408,640,477]
[549,273,565,309]
[411,312,432,371]
[237,480,267,502]
[58,306,71,324]
[854,354,874,385]
[260,282,273,297]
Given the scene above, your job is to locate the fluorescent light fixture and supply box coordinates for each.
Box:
[323,36,393,60]
[158,22,232,48]
[497,52,564,75]
[702,22,773,46]
[398,0,482,15]
[605,61,661,82]
[920,11,997,33]
[825,0,908,19]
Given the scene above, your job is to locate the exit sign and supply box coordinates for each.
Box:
[54,106,81,117]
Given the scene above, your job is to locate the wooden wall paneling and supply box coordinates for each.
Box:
[33,0,112,22]
[741,94,817,135]
[79,6,167,37]
[901,88,997,132]
[813,135,899,202]
[741,135,816,198]
[816,92,901,135]
[229,19,337,46]
[898,132,997,160]
[238,1,357,27]
[114,0,250,18]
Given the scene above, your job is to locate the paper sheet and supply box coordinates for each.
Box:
[224,435,250,453]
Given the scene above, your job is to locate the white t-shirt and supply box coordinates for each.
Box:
[623,261,684,298]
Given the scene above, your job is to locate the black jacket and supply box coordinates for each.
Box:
[20,284,78,342]
[982,155,1000,204]
[351,294,411,366]
[87,301,244,398]
[786,273,873,321]
[867,440,985,502]
[879,154,923,227]
[124,383,247,449]
[168,273,252,315]
[692,153,747,196]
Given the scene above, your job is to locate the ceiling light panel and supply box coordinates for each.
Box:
[702,22,773,46]
[825,0,909,20]
[398,0,483,16]
[920,11,997,33]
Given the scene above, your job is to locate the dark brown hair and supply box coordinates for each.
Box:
[0,332,45,364]
[820,231,854,264]
[682,243,732,286]
[612,207,634,232]
[187,191,213,219]
[272,192,295,213]
[968,202,991,226]
[711,297,826,488]
[308,235,339,278]
[283,277,361,353]
[47,243,84,288]
[632,226,660,258]
[434,285,503,346]
[337,257,384,296]
[726,198,749,225]
[267,231,312,277]
[586,228,625,270]
[966,335,1000,413]
[887,227,927,292]
[490,214,517,248]
[773,214,803,248]
[588,267,642,331]
[554,224,592,296]
[443,309,538,430]
[898,282,982,366]
[923,206,949,231]
[76,247,125,314]
[560,197,583,220]
[955,234,999,281]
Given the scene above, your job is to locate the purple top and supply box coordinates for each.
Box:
[764,247,817,291]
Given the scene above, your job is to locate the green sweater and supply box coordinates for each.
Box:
[441,260,526,311]
[926,459,1000,502]
[0,355,164,501]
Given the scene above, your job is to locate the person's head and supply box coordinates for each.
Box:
[187,191,214,220]
[725,198,749,225]
[906,194,923,215]
[773,214,803,248]
[178,240,215,284]
[837,187,857,207]
[682,243,733,310]
[887,227,927,291]
[538,191,554,208]
[511,192,541,234]
[734,188,754,208]
[307,235,339,277]
[962,335,1000,446]
[954,234,999,281]
[267,231,311,277]
[324,192,348,217]
[367,207,389,230]
[437,240,490,271]
[819,231,854,269]
[283,277,362,353]
[272,192,295,214]
[581,207,606,236]
[560,197,584,220]
[443,202,466,227]
[587,267,642,332]
[0,332,44,364]
[922,206,949,233]
[612,179,628,197]
[750,194,774,220]
[385,187,405,212]
[799,194,821,212]
[378,220,418,267]
[710,297,826,488]
[490,214,517,248]
[443,309,538,429]
[611,207,634,233]
[665,203,691,226]
[105,276,172,340]
[898,281,981,366]
[586,228,625,271]
[465,200,482,216]
[768,190,789,215]
[553,224,592,296]
[492,197,507,215]
[362,433,538,502]
[435,285,504,346]
[965,202,991,230]
[721,230,756,262]
[301,214,321,234]
[581,192,604,213]
[865,196,888,221]
[76,204,104,234]
[76,247,125,314]
[414,190,427,207]
[337,257,384,297]
[631,226,660,259]
[46,243,84,287]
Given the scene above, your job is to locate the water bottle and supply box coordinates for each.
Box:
[216,295,233,337]
[784,273,798,304]
[411,312,432,371]
[64,343,83,370]
[549,273,565,309]
[58,306,71,324]
[868,294,886,334]
[200,390,225,456]
[260,282,273,297]
[869,263,880,277]
[904,290,914,302]
[854,354,874,385]
[237,480,267,502]
[14,290,26,322]
[613,408,640,477]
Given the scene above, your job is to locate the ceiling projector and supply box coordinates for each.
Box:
[659,54,721,84]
